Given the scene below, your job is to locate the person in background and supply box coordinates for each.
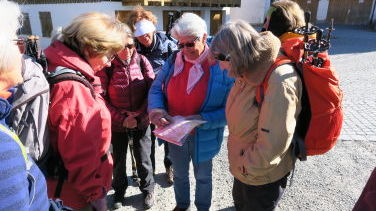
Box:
[0,0,50,210]
[96,25,156,210]
[44,12,127,211]
[128,6,178,184]
[148,13,233,211]
[211,20,302,211]
[261,0,308,43]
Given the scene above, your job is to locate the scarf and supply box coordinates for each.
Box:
[173,44,210,94]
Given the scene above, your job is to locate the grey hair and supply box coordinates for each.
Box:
[210,20,268,77]
[0,0,22,75]
[171,13,207,39]
[0,0,22,38]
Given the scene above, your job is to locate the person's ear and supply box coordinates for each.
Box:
[202,33,207,44]
[83,48,90,59]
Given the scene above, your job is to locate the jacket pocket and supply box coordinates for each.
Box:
[27,172,36,206]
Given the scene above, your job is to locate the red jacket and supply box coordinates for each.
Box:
[45,41,113,209]
[96,51,155,132]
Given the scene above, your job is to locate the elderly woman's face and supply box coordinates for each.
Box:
[118,41,135,61]
[136,32,154,47]
[85,51,116,72]
[0,39,23,90]
[177,35,206,60]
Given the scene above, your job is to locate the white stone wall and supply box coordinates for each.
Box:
[229,0,268,24]
[317,0,329,22]
[19,2,224,48]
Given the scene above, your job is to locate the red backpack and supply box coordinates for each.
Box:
[256,37,343,160]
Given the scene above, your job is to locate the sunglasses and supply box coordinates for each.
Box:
[214,53,231,61]
[178,37,200,49]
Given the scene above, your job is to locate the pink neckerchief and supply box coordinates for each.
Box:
[173,44,210,94]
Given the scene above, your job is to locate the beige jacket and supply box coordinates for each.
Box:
[226,32,303,186]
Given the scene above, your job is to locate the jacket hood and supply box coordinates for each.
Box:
[44,40,95,82]
[11,57,50,110]
[243,31,281,85]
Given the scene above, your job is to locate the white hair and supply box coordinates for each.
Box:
[0,0,23,38]
[171,13,207,38]
[0,0,22,75]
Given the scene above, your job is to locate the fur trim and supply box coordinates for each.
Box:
[243,31,281,85]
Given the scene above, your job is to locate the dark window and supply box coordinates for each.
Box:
[39,11,53,37]
[115,10,132,24]
[163,10,180,32]
[163,10,201,32]
[19,13,32,35]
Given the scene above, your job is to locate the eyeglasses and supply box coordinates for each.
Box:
[214,53,231,61]
[106,54,116,62]
[125,44,135,49]
[177,37,200,49]
[13,38,26,46]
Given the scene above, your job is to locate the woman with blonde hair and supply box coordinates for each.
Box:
[0,0,50,210]
[211,20,302,211]
[44,12,127,210]
[262,0,305,42]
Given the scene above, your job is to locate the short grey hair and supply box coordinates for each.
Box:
[0,0,22,75]
[0,0,22,38]
[210,20,267,77]
[171,13,207,39]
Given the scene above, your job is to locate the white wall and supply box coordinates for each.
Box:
[229,0,268,24]
[316,0,329,22]
[19,2,226,48]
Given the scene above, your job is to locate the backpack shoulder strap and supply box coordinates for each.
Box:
[136,54,149,80]
[255,56,292,107]
[47,66,96,99]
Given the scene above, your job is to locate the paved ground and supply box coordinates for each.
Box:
[109,26,376,211]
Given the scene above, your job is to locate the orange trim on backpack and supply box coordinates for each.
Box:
[255,56,293,108]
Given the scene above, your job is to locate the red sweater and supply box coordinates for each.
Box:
[167,60,210,117]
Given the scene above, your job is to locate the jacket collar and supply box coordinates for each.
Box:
[279,32,316,43]
[44,40,95,82]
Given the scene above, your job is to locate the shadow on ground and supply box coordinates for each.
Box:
[319,25,376,55]
[154,172,173,188]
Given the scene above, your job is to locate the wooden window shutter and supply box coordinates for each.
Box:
[39,11,53,37]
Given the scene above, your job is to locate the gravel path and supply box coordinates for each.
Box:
[108,26,376,211]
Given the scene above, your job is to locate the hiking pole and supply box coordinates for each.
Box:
[326,18,335,42]
[166,12,174,36]
[312,29,323,67]
[303,11,311,61]
[128,129,141,186]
